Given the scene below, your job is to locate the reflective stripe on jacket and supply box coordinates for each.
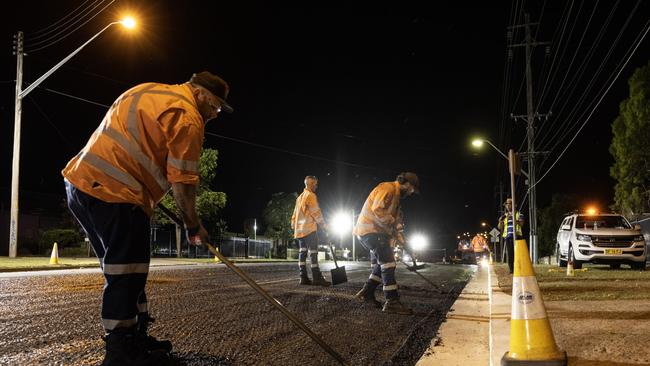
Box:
[291,189,325,239]
[502,212,523,238]
[353,181,400,238]
[62,83,204,216]
[471,235,487,252]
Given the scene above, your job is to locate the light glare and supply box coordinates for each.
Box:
[332,211,351,236]
[121,17,136,29]
[471,139,484,148]
[409,233,428,251]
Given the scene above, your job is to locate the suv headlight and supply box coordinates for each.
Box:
[634,235,645,242]
[577,234,592,242]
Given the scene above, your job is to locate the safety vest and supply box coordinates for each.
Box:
[502,212,523,238]
[353,181,401,238]
[62,83,204,216]
[471,235,487,252]
[291,188,325,239]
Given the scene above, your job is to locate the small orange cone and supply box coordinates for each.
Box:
[49,242,60,265]
[566,260,575,277]
[213,247,221,263]
[501,239,567,365]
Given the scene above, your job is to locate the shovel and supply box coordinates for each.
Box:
[327,241,348,285]
[402,246,426,271]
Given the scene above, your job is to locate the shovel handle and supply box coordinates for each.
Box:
[157,204,348,365]
[327,241,339,268]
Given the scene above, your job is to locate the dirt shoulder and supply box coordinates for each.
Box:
[494,264,650,365]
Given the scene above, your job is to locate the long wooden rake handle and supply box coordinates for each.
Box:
[157,204,348,365]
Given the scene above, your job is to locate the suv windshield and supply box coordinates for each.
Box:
[574,215,631,230]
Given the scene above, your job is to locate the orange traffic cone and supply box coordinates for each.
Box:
[501,239,567,365]
[49,242,60,265]
[566,260,575,277]
[213,247,221,263]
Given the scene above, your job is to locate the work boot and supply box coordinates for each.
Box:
[102,327,173,366]
[311,271,331,287]
[137,314,173,352]
[299,272,312,285]
[354,283,382,308]
[382,298,413,315]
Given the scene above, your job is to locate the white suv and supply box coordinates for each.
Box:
[556,213,646,270]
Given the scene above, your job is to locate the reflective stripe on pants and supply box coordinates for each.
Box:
[298,231,319,276]
[65,181,151,331]
[359,233,399,299]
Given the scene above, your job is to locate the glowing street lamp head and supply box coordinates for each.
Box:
[409,233,428,251]
[471,139,484,148]
[481,222,487,227]
[586,207,597,215]
[120,16,136,29]
[332,211,351,236]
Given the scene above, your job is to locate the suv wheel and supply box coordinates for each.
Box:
[557,244,567,268]
[569,245,583,270]
[609,263,621,270]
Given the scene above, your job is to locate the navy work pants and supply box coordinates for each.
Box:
[297,231,321,276]
[65,181,151,332]
[359,233,399,299]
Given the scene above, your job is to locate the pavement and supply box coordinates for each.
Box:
[416,262,511,366]
[0,261,470,365]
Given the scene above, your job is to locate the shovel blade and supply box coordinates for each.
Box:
[330,266,348,285]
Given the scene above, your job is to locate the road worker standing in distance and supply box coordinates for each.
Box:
[291,176,331,286]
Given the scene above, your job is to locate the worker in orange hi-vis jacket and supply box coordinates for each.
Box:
[471,234,489,262]
[291,175,331,286]
[62,71,232,366]
[353,172,420,315]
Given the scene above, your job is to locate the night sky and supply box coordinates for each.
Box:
[1,1,649,252]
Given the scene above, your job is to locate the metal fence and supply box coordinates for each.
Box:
[150,227,272,258]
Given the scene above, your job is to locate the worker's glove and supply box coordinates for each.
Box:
[186,225,208,246]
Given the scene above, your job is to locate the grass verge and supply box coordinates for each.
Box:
[494,263,650,301]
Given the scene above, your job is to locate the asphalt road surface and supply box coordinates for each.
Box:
[0,261,473,365]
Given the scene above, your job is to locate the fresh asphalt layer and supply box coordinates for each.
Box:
[0,261,472,365]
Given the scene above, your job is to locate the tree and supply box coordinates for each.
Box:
[263,192,297,245]
[610,60,650,219]
[154,148,228,245]
[538,194,578,259]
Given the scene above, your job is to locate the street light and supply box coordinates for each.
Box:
[481,222,492,229]
[9,17,137,257]
[471,138,528,178]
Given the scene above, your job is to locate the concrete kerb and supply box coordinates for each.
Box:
[415,264,512,366]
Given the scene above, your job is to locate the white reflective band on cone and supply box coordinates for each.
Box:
[511,275,548,320]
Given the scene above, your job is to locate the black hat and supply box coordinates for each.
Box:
[189,71,233,113]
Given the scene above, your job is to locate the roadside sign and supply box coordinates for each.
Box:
[490,228,500,242]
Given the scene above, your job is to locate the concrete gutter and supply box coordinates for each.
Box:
[416,264,512,366]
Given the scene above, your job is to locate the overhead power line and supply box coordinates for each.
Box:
[26,0,116,53]
[531,18,650,191]
[27,0,101,39]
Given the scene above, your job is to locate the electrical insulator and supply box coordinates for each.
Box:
[545,45,551,55]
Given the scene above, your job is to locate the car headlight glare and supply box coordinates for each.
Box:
[577,234,592,242]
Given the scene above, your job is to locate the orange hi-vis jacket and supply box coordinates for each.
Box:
[353,181,401,238]
[471,235,488,253]
[291,188,325,239]
[62,82,204,216]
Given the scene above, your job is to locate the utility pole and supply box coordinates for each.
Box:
[9,31,24,258]
[508,14,550,264]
